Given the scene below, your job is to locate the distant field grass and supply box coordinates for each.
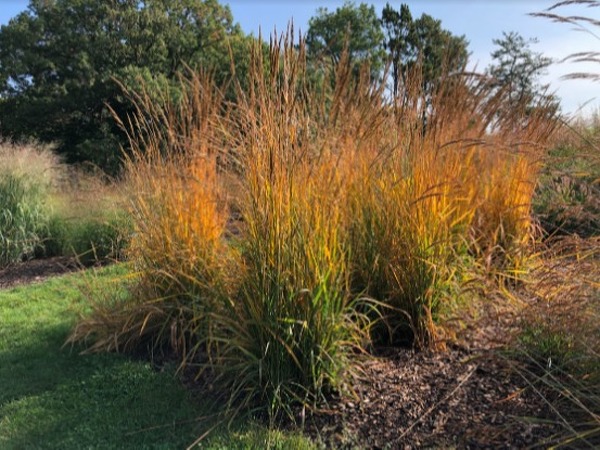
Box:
[0,265,314,450]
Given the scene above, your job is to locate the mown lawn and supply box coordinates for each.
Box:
[0,265,313,450]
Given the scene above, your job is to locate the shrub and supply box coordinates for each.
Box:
[45,212,130,265]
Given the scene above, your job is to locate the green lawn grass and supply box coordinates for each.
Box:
[0,265,314,450]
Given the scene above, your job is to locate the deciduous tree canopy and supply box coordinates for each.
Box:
[306,1,386,79]
[0,0,252,172]
[381,3,469,98]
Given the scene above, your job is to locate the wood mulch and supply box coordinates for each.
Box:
[0,256,82,290]
[298,346,560,449]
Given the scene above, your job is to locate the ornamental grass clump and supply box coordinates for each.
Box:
[69,72,234,358]
[0,142,61,266]
[346,68,558,346]
[346,154,459,347]
[205,37,373,418]
[211,159,365,418]
[70,37,374,419]
[69,31,561,420]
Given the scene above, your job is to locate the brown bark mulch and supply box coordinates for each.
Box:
[0,256,81,290]
[298,346,559,449]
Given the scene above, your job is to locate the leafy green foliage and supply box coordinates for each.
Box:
[381,3,469,97]
[519,323,576,370]
[306,1,386,78]
[45,211,131,264]
[0,0,253,173]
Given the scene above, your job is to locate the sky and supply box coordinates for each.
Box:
[0,0,598,116]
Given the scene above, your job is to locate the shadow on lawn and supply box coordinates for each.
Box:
[0,322,208,449]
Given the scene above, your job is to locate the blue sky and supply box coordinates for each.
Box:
[1,0,598,115]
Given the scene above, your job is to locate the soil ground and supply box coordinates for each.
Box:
[0,256,81,289]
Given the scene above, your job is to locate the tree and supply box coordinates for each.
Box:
[381,3,412,98]
[306,1,386,79]
[0,0,252,173]
[381,3,469,98]
[486,31,553,108]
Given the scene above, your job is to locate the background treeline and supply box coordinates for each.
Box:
[0,0,551,174]
[0,0,254,173]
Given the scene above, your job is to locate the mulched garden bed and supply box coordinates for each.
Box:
[299,346,559,449]
[0,256,82,289]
